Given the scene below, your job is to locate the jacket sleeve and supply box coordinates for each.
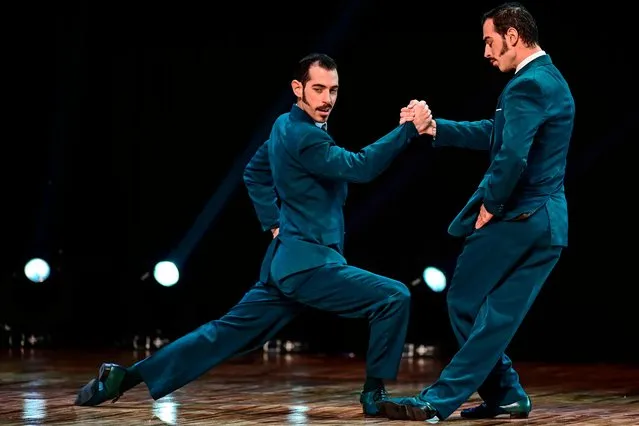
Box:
[432,118,493,151]
[294,122,420,183]
[243,139,280,231]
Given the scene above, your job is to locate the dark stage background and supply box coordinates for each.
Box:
[4,2,637,363]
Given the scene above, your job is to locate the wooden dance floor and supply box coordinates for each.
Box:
[0,349,637,424]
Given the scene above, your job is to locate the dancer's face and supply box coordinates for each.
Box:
[483,18,518,73]
[291,64,338,123]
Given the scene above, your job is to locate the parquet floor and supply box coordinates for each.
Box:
[0,349,637,424]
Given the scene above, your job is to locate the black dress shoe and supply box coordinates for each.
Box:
[377,395,439,422]
[360,386,390,416]
[74,363,127,406]
[461,396,531,419]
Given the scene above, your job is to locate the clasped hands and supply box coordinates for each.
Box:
[399,99,436,136]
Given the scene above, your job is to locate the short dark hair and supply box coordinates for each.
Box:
[482,2,539,47]
[293,53,337,87]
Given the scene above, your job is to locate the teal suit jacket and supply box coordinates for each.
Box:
[244,104,419,282]
[434,55,575,246]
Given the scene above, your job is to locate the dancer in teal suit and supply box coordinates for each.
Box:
[74,53,433,416]
[380,3,575,421]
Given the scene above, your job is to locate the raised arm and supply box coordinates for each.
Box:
[293,122,420,183]
[483,78,546,216]
[431,118,494,151]
[243,140,280,232]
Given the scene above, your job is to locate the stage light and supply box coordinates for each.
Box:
[153,261,179,287]
[423,266,446,292]
[24,258,50,283]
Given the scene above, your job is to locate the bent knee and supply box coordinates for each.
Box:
[385,280,411,304]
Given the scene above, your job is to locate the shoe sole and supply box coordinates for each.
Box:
[362,403,386,417]
[461,411,530,419]
[378,401,438,422]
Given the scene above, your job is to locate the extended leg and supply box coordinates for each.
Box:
[74,280,303,406]
[134,281,302,400]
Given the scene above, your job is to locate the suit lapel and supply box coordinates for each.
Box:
[490,55,552,150]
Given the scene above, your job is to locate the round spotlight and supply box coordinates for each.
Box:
[423,266,446,292]
[153,261,180,287]
[24,258,51,283]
